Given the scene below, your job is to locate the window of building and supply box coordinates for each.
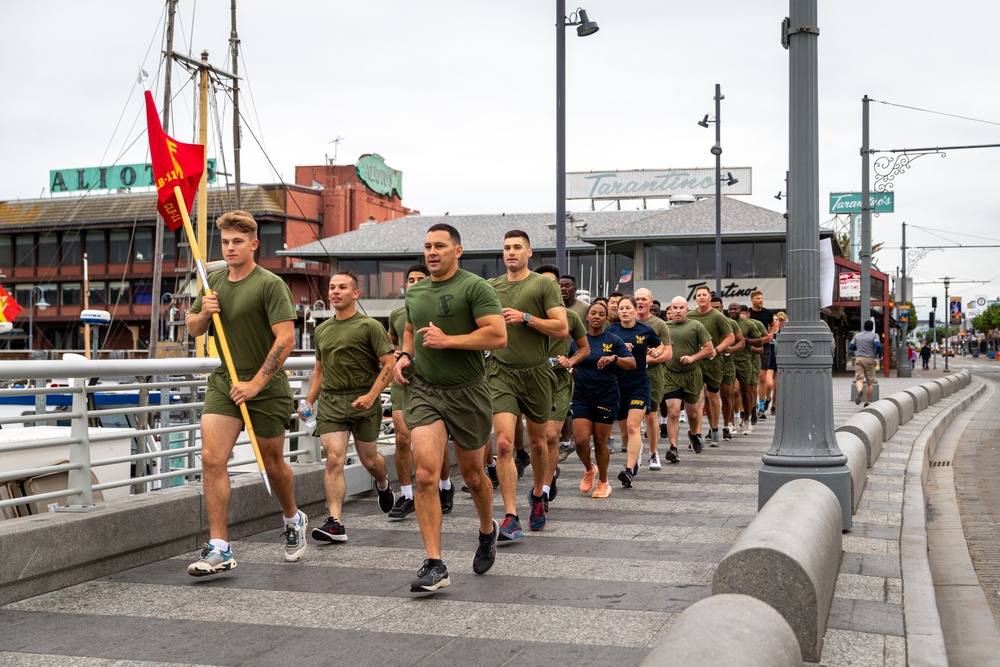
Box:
[378,260,411,299]
[356,259,378,298]
[754,241,785,277]
[61,231,82,266]
[61,282,82,306]
[258,222,283,259]
[459,256,503,280]
[644,244,696,280]
[38,234,58,270]
[89,281,107,306]
[208,227,222,261]
[15,234,34,268]
[109,230,131,264]
[133,229,152,263]
[85,230,106,264]
[163,229,177,261]
[0,236,11,268]
[39,284,57,307]
[134,280,152,304]
[109,281,130,304]
[722,242,754,279]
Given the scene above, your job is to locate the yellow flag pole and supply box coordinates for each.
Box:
[171,185,272,496]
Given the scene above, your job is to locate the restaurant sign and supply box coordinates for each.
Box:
[566,167,752,200]
[356,153,403,199]
[50,160,217,194]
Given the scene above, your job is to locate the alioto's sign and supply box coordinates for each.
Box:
[50,160,218,194]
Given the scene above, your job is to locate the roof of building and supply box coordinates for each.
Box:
[0,186,287,230]
[281,196,793,259]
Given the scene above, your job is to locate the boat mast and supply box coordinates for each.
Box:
[230,0,241,210]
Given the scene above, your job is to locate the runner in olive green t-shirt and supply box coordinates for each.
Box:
[636,288,671,469]
[487,231,568,539]
[185,211,304,577]
[711,295,744,442]
[300,272,396,543]
[662,297,714,459]
[728,303,767,435]
[393,224,506,593]
[686,286,735,446]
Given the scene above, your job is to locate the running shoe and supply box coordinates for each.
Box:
[487,463,499,489]
[284,511,308,561]
[617,466,633,488]
[592,480,612,498]
[514,453,529,479]
[665,446,680,464]
[688,431,703,454]
[659,423,668,438]
[742,422,753,435]
[678,412,687,423]
[558,442,574,462]
[377,483,395,513]
[498,514,524,541]
[722,427,732,441]
[528,492,547,531]
[709,429,720,447]
[547,466,560,504]
[763,398,771,412]
[770,406,776,416]
[388,495,415,521]
[473,520,499,574]
[312,516,347,543]
[759,399,766,413]
[648,452,662,470]
[608,435,615,451]
[751,408,758,425]
[410,559,450,592]
[187,544,237,577]
[580,463,598,494]
[440,485,455,514]
[758,410,767,421]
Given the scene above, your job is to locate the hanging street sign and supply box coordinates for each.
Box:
[829,192,895,214]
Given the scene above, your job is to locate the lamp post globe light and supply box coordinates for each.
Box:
[28,285,50,352]
[555,2,599,274]
[697,84,738,298]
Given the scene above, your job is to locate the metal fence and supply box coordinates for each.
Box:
[0,355,393,519]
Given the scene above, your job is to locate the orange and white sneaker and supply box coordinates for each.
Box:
[592,480,612,498]
[580,463,597,494]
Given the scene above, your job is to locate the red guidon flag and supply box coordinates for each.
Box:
[144,89,204,230]
[0,285,23,323]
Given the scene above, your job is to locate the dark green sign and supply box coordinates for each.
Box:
[50,159,217,193]
[356,154,402,199]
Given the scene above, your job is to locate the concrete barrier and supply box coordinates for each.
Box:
[836,431,868,514]
[642,594,802,667]
[884,391,915,425]
[923,380,942,405]
[850,380,879,404]
[861,400,900,442]
[932,378,954,398]
[944,374,962,393]
[835,411,884,467]
[904,385,930,412]
[714,479,842,662]
[957,370,971,387]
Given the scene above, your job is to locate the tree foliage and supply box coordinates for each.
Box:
[972,303,1000,332]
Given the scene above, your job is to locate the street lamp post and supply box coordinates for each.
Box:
[698,84,739,297]
[555,1,599,274]
[943,277,951,373]
[759,0,852,530]
[27,285,50,353]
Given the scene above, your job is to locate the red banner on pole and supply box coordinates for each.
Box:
[144,90,204,230]
[0,285,22,323]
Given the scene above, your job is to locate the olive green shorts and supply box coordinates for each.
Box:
[698,354,724,386]
[662,367,704,405]
[404,375,492,451]
[722,355,736,386]
[487,360,556,425]
[648,366,666,407]
[204,370,293,439]
[735,358,756,386]
[550,369,574,422]
[315,389,382,443]
[389,379,404,414]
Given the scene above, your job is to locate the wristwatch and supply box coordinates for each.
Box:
[523,312,532,324]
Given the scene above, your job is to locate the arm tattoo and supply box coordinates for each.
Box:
[259,343,286,380]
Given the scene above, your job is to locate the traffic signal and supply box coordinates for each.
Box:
[932,297,938,308]
[929,312,935,328]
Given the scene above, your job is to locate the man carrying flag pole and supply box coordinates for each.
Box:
[142,73,307,575]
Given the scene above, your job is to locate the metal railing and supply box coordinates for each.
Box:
[0,355,394,519]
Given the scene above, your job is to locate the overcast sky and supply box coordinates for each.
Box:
[2,1,998,319]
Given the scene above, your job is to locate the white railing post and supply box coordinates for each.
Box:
[58,378,102,512]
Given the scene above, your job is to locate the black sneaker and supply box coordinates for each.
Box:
[486,464,499,489]
[376,482,395,513]
[557,442,574,462]
[439,485,455,514]
[709,428,719,447]
[514,453,529,479]
[770,406,776,416]
[547,466,560,506]
[665,446,680,464]
[722,427,732,441]
[751,409,758,425]
[312,517,348,543]
[472,520,499,575]
[688,431,703,454]
[617,466,633,488]
[388,495,415,521]
[410,559,450,592]
[659,423,668,438]
[763,398,771,412]
[758,410,767,421]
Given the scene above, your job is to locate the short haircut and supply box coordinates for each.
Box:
[560,274,577,285]
[536,263,561,277]
[216,210,258,239]
[332,269,358,290]
[588,301,609,317]
[710,294,723,305]
[695,285,713,296]
[739,304,750,312]
[618,295,637,309]
[751,289,764,299]
[427,222,461,245]
[652,300,661,307]
[593,296,608,306]
[407,263,429,277]
[503,229,530,245]
[863,320,874,331]
[609,291,623,299]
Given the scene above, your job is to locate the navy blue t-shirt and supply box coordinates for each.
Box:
[570,330,633,392]
[607,321,660,385]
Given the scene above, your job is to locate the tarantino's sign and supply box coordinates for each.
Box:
[50,160,218,193]
[567,167,752,200]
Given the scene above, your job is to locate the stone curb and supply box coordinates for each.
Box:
[861,400,900,442]
[836,430,867,514]
[835,411,884,467]
[884,390,915,425]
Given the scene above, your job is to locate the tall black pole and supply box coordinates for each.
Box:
[898,222,911,376]
[714,83,722,297]
[760,0,852,529]
[231,0,241,210]
[555,0,567,274]
[860,95,872,323]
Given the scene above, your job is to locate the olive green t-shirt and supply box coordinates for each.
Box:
[388,305,406,345]
[687,307,732,347]
[664,318,711,373]
[733,317,759,364]
[190,266,296,381]
[639,314,671,379]
[548,307,586,361]
[313,312,394,392]
[748,318,768,356]
[488,272,564,367]
[405,269,503,386]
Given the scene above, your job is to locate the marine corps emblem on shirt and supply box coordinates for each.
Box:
[438,294,454,317]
